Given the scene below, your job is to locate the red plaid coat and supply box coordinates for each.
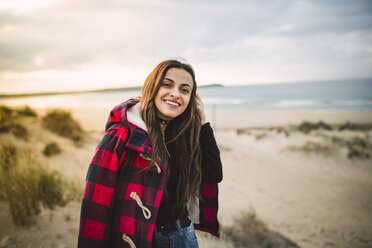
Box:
[78,99,221,248]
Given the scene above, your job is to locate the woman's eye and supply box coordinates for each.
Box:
[161,82,171,87]
[182,88,190,94]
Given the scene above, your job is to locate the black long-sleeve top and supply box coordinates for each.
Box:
[156,122,223,226]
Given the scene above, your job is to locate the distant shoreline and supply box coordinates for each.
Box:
[1,79,371,110]
[0,84,224,99]
[0,86,142,99]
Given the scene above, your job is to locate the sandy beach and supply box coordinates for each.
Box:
[52,108,372,134]
[1,107,372,248]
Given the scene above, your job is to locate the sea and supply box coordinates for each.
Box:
[1,78,372,111]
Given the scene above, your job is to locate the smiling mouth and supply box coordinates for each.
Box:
[164,100,180,107]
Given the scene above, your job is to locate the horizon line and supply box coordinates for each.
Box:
[1,77,371,99]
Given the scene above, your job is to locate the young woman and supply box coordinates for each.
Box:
[78,59,223,248]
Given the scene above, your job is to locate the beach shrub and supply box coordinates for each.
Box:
[0,144,18,200]
[347,146,370,159]
[314,134,371,159]
[218,145,232,152]
[0,145,67,225]
[0,105,34,140]
[286,141,333,156]
[0,144,18,171]
[317,121,333,130]
[276,127,290,137]
[43,142,61,156]
[286,134,371,159]
[16,106,37,117]
[3,155,41,225]
[10,123,28,140]
[64,181,84,202]
[297,121,332,134]
[0,105,14,118]
[236,128,246,135]
[236,128,252,135]
[330,135,346,146]
[346,136,370,159]
[38,170,66,209]
[224,209,267,245]
[347,136,367,148]
[1,105,37,123]
[223,208,299,248]
[0,105,14,133]
[338,121,372,131]
[255,132,267,140]
[42,109,83,141]
[339,121,357,131]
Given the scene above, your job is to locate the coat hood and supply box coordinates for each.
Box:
[105,97,147,133]
[104,98,159,163]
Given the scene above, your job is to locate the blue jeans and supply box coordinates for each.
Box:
[154,218,199,248]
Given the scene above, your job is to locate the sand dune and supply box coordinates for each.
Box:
[216,128,372,248]
[1,108,372,248]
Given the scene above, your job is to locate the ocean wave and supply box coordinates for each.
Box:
[332,100,372,107]
[203,97,246,105]
[275,100,318,108]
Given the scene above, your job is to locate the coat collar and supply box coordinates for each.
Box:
[106,98,165,174]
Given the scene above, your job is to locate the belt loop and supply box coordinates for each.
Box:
[175,220,182,235]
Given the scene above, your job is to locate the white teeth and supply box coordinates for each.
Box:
[165,100,179,107]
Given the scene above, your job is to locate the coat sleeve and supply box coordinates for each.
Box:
[200,122,223,183]
[78,126,129,248]
[194,123,222,237]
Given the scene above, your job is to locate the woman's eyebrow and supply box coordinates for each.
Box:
[164,78,192,88]
[163,78,174,83]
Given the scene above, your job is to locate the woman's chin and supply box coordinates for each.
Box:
[157,111,181,120]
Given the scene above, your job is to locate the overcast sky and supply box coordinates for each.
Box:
[0,0,371,93]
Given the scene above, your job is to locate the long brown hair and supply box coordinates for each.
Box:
[140,59,202,210]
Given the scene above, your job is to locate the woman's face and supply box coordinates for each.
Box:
[154,67,193,121]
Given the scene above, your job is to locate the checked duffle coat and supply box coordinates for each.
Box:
[78,98,222,248]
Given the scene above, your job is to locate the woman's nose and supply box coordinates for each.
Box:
[170,89,180,98]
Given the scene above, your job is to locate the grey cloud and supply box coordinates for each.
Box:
[0,0,209,72]
[0,0,371,77]
[267,0,372,36]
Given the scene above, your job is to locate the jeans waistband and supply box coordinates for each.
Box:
[156,216,191,235]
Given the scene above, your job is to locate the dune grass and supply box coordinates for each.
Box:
[338,121,372,131]
[276,127,290,137]
[286,141,334,156]
[1,105,83,142]
[255,132,268,140]
[286,133,371,159]
[0,105,36,140]
[37,170,65,209]
[345,136,370,159]
[42,109,83,142]
[0,106,16,133]
[16,106,37,117]
[10,123,28,140]
[223,208,299,248]
[296,120,372,133]
[43,142,62,157]
[236,128,249,135]
[321,133,370,159]
[0,105,84,225]
[0,105,37,121]
[296,121,332,134]
[0,144,18,171]
[0,144,80,226]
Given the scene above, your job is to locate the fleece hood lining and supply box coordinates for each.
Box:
[126,101,148,133]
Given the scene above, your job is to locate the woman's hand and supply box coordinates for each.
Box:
[196,93,206,125]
